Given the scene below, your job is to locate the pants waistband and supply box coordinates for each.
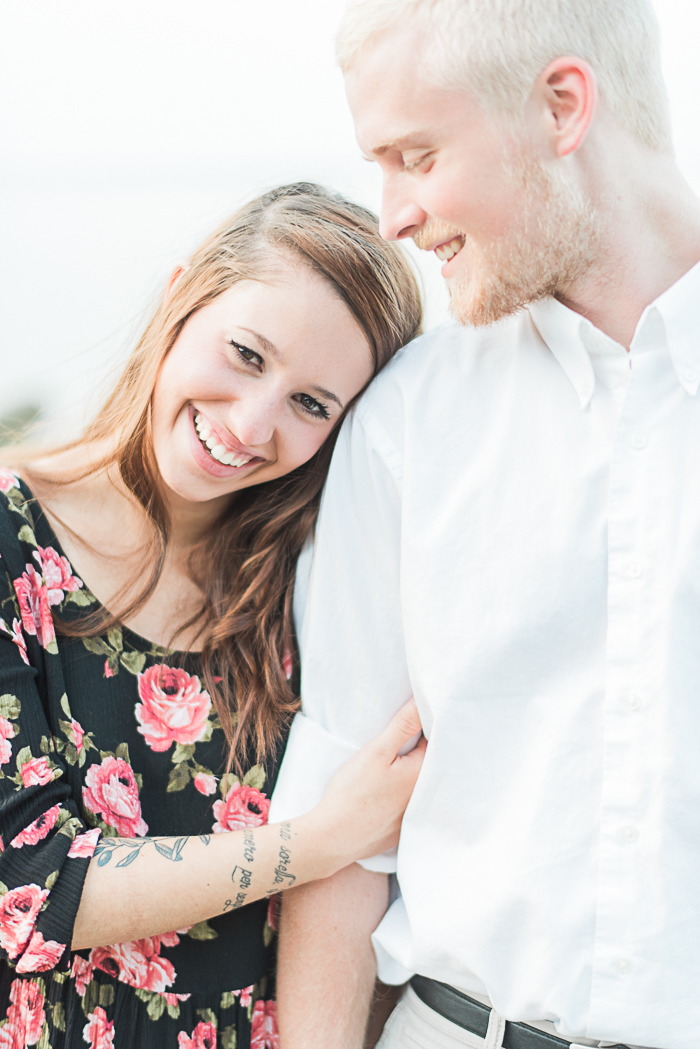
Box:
[410,977,629,1049]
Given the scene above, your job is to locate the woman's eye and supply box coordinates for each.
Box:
[231,340,263,367]
[295,394,330,420]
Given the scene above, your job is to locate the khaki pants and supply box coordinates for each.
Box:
[376,987,507,1049]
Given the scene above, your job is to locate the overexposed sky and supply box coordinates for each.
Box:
[1,0,699,428]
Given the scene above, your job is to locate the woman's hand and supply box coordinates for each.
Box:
[309,699,426,871]
[73,702,424,950]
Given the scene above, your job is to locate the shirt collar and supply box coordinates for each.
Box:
[529,259,700,408]
[645,258,700,396]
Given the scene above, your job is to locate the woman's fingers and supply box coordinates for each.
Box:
[372,698,423,760]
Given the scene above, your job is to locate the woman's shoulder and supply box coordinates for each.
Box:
[0,468,40,556]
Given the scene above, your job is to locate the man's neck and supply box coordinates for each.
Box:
[555,153,700,348]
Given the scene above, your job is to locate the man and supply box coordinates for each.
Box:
[269,1,700,1046]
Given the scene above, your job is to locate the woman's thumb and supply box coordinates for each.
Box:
[376,698,422,758]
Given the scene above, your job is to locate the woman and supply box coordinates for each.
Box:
[0,183,424,1049]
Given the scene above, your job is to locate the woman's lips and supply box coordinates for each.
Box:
[187,408,263,478]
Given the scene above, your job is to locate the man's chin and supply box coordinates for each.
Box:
[446,270,530,328]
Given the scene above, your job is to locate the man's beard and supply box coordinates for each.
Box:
[416,147,601,328]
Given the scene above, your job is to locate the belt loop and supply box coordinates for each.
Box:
[484,1008,506,1049]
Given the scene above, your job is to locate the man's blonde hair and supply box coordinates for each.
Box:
[337,0,672,153]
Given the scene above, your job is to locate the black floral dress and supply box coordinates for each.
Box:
[0,472,286,1049]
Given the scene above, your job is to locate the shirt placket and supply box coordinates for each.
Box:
[588,338,669,1036]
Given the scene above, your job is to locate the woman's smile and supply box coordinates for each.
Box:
[187,405,266,478]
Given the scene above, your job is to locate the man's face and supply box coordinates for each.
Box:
[346,28,598,325]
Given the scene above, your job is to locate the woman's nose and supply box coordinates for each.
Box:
[226,390,278,451]
[379,178,428,242]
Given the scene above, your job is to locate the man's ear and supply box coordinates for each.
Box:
[532,56,598,157]
[165,263,191,299]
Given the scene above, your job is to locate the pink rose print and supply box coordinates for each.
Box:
[135,665,211,753]
[20,756,53,788]
[0,469,20,494]
[0,618,29,665]
[90,931,180,992]
[83,1006,115,1049]
[82,756,148,837]
[15,931,65,973]
[13,565,55,650]
[251,999,279,1049]
[0,884,49,961]
[0,1021,22,1049]
[163,992,191,1006]
[32,546,82,606]
[3,978,46,1047]
[282,648,293,680]
[236,984,254,1008]
[213,784,270,833]
[0,716,15,766]
[267,895,280,933]
[71,954,95,995]
[10,805,61,848]
[70,718,85,752]
[104,659,115,679]
[194,772,217,796]
[177,1021,217,1049]
[68,828,101,859]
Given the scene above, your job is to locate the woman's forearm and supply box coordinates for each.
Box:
[72,813,337,950]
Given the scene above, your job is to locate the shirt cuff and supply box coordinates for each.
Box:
[268,712,398,873]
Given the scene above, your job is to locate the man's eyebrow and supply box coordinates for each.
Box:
[310,385,344,410]
[364,130,434,158]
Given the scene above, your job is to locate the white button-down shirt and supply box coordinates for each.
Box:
[269,262,700,1049]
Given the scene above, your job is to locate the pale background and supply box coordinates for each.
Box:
[1,0,699,436]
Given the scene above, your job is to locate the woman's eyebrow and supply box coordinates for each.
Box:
[237,327,281,359]
[236,328,344,409]
[310,385,343,409]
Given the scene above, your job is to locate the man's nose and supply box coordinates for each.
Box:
[379,178,428,242]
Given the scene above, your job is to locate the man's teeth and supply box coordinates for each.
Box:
[193,414,252,467]
[435,237,464,262]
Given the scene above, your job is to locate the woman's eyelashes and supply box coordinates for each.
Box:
[231,340,263,369]
[230,340,331,421]
[294,394,331,420]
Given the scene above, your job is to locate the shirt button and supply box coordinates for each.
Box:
[615,958,633,974]
[625,693,642,711]
[618,825,639,844]
[630,433,647,449]
[683,368,697,384]
[625,563,643,579]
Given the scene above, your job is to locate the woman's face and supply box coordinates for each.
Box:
[151,255,373,505]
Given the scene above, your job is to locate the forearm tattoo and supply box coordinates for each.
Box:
[93,836,189,868]
[272,822,296,889]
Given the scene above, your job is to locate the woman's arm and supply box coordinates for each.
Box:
[73,700,425,949]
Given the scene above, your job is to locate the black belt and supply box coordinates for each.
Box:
[410,977,627,1049]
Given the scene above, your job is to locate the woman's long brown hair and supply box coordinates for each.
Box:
[23,183,422,769]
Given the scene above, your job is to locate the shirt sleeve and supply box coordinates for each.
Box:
[0,507,99,975]
[269,408,411,872]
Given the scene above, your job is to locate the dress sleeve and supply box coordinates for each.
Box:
[269,410,412,872]
[0,487,99,975]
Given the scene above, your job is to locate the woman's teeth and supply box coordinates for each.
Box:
[435,237,465,262]
[194,414,252,467]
